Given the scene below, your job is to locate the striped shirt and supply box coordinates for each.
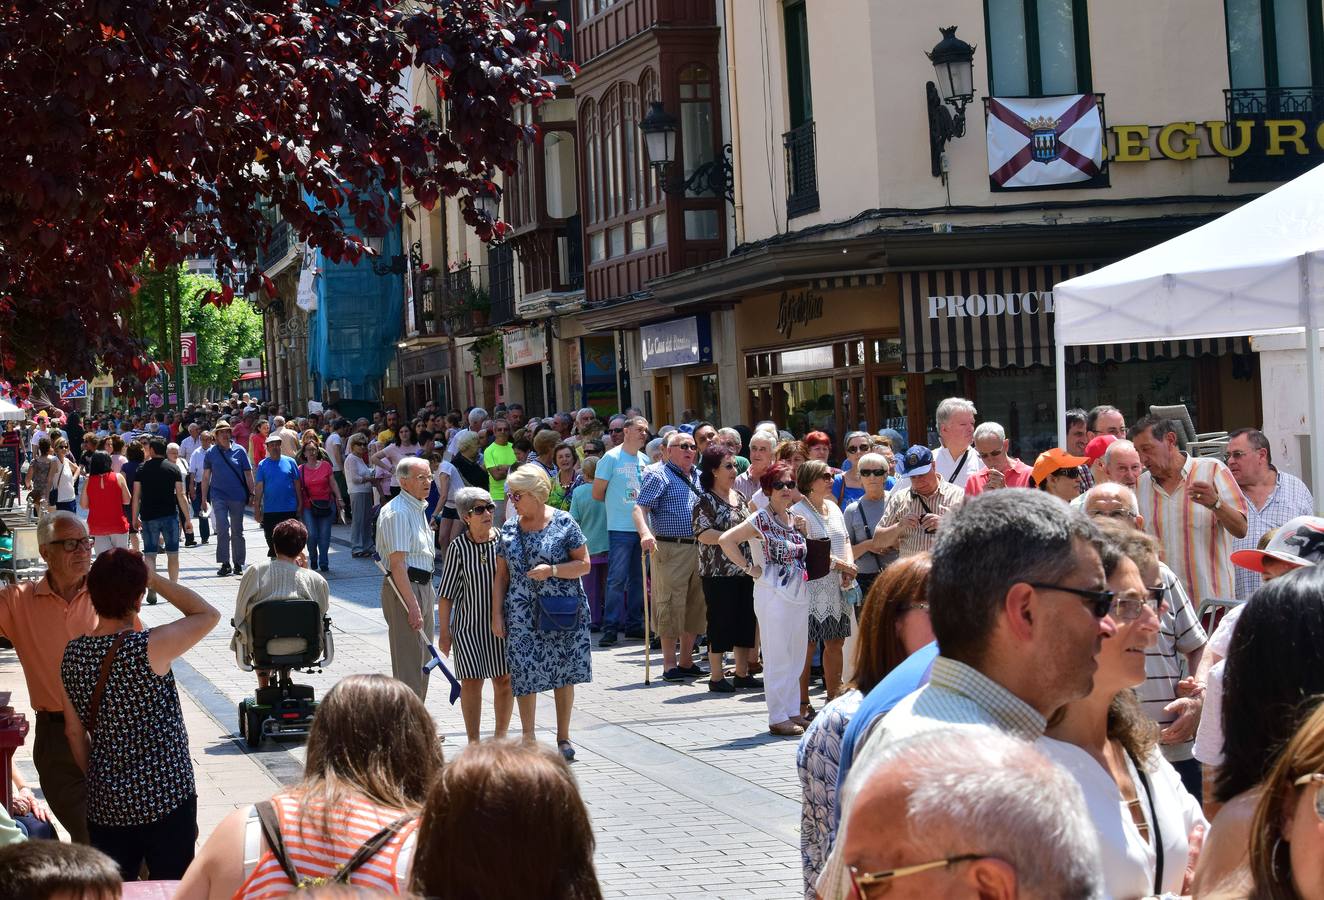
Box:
[816,656,1047,900]
[877,480,964,556]
[1232,470,1314,600]
[1136,562,1208,763]
[375,489,434,571]
[235,793,418,898]
[437,532,507,680]
[1136,454,1246,605]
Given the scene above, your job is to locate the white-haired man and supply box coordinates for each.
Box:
[963,422,1032,496]
[0,511,103,843]
[834,727,1103,900]
[735,430,777,504]
[932,397,984,490]
[445,407,487,462]
[376,456,437,700]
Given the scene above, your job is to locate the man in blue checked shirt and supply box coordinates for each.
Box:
[633,431,708,683]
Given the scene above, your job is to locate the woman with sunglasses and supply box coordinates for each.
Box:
[693,445,760,694]
[719,462,811,737]
[1032,447,1090,503]
[1243,701,1324,900]
[830,432,872,508]
[792,460,857,710]
[438,487,513,744]
[1039,522,1207,899]
[843,452,894,599]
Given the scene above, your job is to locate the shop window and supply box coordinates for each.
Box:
[783,378,838,446]
[687,372,721,425]
[974,367,1058,459]
[922,372,962,446]
[875,375,909,446]
[1225,0,1323,89]
[984,0,1092,96]
[778,345,834,375]
[679,64,716,195]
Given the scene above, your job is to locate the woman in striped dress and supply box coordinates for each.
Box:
[438,486,513,744]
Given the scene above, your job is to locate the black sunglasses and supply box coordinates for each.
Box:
[846,444,869,453]
[609,427,624,434]
[770,480,796,490]
[1029,582,1116,618]
[857,468,888,477]
[467,503,496,514]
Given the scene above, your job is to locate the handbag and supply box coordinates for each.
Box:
[517,525,581,632]
[842,582,863,606]
[301,465,334,517]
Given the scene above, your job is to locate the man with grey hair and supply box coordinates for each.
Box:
[963,421,1032,496]
[0,511,99,843]
[1101,438,1143,489]
[1225,426,1314,601]
[376,456,437,700]
[272,415,300,458]
[817,489,1116,899]
[932,397,984,490]
[445,407,488,462]
[735,430,777,503]
[603,414,627,450]
[836,727,1103,899]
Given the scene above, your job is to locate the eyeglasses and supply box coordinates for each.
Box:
[846,444,869,454]
[1088,508,1136,520]
[1029,582,1116,618]
[977,448,1004,460]
[508,492,523,504]
[1226,449,1256,460]
[1148,583,1168,604]
[675,443,696,451]
[858,468,888,478]
[45,537,94,552]
[849,855,988,898]
[467,503,496,514]
[819,472,834,481]
[719,462,737,470]
[1111,591,1161,622]
[1294,773,1324,822]
[609,428,624,434]
[771,480,796,491]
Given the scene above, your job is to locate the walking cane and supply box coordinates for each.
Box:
[642,548,653,686]
[374,557,462,704]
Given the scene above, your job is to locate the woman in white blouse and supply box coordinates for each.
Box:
[1038,522,1207,899]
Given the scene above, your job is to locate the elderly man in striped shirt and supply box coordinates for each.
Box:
[376,456,438,700]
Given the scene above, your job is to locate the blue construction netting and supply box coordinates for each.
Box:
[305,192,404,400]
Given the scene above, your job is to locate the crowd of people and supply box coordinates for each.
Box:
[1,392,1323,899]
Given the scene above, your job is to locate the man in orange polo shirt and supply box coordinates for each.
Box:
[0,510,99,843]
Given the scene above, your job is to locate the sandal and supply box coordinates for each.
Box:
[557,739,576,762]
[800,702,817,722]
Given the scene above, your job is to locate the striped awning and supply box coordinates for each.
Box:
[900,266,1251,372]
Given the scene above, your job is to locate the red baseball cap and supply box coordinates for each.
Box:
[1084,434,1117,464]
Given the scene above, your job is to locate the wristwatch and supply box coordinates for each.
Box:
[1211,496,1222,511]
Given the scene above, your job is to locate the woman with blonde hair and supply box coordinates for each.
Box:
[493,465,593,761]
[411,741,602,900]
[176,674,443,899]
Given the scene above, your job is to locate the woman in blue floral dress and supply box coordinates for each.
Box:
[493,465,593,761]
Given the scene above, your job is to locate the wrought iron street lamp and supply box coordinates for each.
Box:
[925,26,977,178]
[638,101,734,202]
[366,237,423,277]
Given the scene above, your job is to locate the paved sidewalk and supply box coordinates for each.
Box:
[4,515,812,898]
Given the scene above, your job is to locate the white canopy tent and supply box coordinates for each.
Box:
[0,398,24,421]
[1054,162,1324,513]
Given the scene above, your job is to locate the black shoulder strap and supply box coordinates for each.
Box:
[947,448,971,482]
[1128,750,1164,894]
[255,801,302,887]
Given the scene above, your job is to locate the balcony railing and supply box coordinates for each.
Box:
[411,264,493,338]
[1224,86,1324,182]
[783,120,820,218]
[259,219,294,273]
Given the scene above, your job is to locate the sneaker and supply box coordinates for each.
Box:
[733,674,763,690]
[200,538,210,545]
[678,664,707,678]
[318,565,329,574]
[233,564,245,576]
[557,740,576,762]
[598,631,618,648]
[662,667,688,683]
[184,538,197,548]
[707,678,735,693]
[216,564,232,577]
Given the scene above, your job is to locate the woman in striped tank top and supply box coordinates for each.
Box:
[175,674,443,899]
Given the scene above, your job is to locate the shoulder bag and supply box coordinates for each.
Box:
[255,801,414,890]
[85,632,128,734]
[518,524,581,632]
[946,448,971,483]
[214,446,252,503]
[300,465,333,518]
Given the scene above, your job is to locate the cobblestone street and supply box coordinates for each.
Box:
[5,515,808,899]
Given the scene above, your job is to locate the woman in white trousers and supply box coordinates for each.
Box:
[720,461,810,737]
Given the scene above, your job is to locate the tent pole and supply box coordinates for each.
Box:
[1056,340,1068,450]
[1303,255,1324,515]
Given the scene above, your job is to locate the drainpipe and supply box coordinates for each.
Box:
[722,0,745,245]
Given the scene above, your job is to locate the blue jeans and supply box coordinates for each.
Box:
[605,530,644,633]
[142,515,181,554]
[212,498,247,568]
[303,508,332,569]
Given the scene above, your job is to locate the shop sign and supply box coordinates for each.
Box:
[502,326,546,369]
[1108,119,1324,162]
[776,288,824,339]
[641,315,712,370]
[927,291,1055,319]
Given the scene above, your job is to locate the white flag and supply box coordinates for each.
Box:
[986,94,1103,189]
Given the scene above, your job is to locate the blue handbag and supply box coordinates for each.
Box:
[518,525,581,632]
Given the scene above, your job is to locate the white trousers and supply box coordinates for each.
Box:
[753,573,809,726]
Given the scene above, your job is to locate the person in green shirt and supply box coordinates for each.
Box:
[483,419,517,519]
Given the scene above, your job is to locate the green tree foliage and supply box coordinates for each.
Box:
[131,265,264,396]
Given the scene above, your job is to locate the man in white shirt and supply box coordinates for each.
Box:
[187,429,213,545]
[445,407,486,462]
[931,397,984,490]
[178,422,202,462]
[324,418,350,518]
